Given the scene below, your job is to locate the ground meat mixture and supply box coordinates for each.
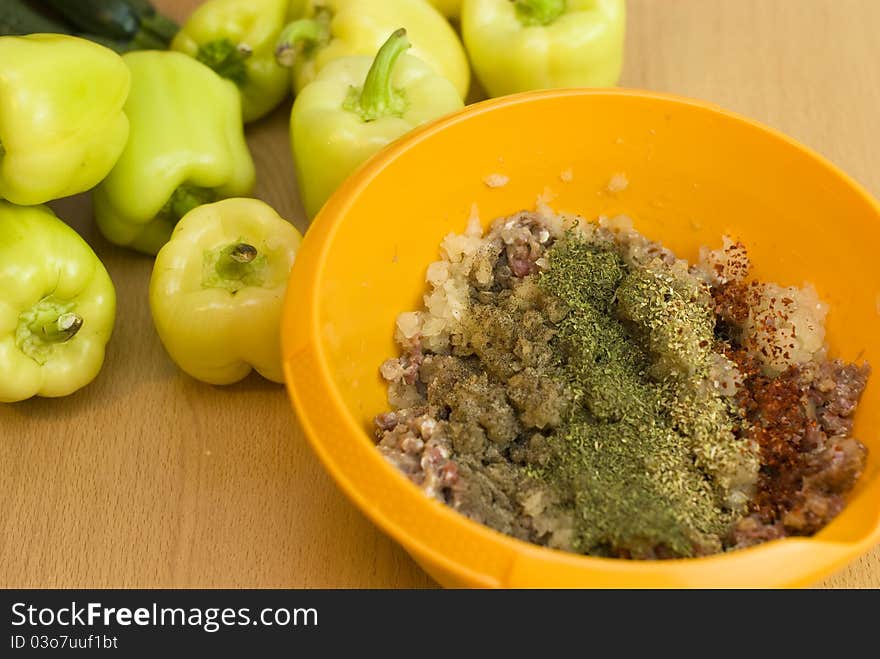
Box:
[375,209,870,559]
[729,353,870,546]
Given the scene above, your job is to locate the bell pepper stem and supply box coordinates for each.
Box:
[16,300,85,364]
[162,185,217,224]
[41,313,83,343]
[216,242,259,280]
[347,29,410,122]
[515,0,567,26]
[275,16,331,67]
[139,12,180,45]
[205,242,268,292]
[229,243,258,264]
[196,38,252,87]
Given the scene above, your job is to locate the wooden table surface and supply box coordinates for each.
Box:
[2,0,879,588]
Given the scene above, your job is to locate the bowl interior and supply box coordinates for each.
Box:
[285,90,880,587]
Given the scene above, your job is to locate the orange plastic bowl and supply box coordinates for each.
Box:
[282,89,880,587]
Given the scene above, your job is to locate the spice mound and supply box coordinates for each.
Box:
[374,210,870,559]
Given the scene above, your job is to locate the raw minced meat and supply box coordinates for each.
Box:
[375,208,869,559]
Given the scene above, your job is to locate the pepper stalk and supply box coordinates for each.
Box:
[133,5,181,45]
[41,313,84,343]
[196,39,253,86]
[203,240,268,292]
[16,299,85,365]
[214,242,261,282]
[344,29,410,122]
[514,0,567,26]
[161,184,218,225]
[275,9,332,67]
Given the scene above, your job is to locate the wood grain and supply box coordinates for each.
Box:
[1,0,878,588]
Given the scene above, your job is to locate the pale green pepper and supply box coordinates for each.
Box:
[0,202,116,403]
[429,0,463,18]
[288,0,308,19]
[0,34,130,206]
[171,0,293,122]
[94,51,256,255]
[461,0,626,98]
[276,0,470,99]
[291,29,463,218]
[150,198,302,385]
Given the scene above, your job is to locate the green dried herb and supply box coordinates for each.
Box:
[532,234,757,557]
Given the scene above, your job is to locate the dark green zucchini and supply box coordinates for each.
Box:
[121,0,153,12]
[0,0,72,36]
[39,0,139,41]
[0,0,140,52]
[78,32,139,53]
[122,0,178,43]
[35,0,177,47]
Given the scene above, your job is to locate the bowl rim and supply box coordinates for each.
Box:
[282,87,880,587]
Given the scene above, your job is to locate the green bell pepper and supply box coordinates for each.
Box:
[429,0,463,18]
[94,51,256,255]
[0,202,116,403]
[461,0,626,98]
[276,0,470,99]
[288,0,308,20]
[291,29,463,218]
[0,34,130,206]
[171,0,293,123]
[150,198,302,385]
